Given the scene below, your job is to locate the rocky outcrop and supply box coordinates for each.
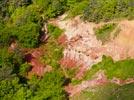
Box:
[52,15,134,79]
[58,16,103,70]
[49,15,134,97]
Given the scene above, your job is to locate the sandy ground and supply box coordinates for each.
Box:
[50,15,134,67]
[49,15,134,96]
[49,15,134,79]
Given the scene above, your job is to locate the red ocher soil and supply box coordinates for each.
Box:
[58,34,68,46]
[49,16,134,97]
[25,49,52,77]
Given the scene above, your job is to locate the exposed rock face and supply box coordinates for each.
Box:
[49,15,134,96]
[53,16,134,67]
[57,16,103,70]
[50,16,134,80]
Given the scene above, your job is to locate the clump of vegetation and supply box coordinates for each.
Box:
[67,0,88,18]
[32,0,67,19]
[41,23,64,69]
[48,24,63,39]
[42,37,63,69]
[83,0,134,23]
[95,23,117,43]
[13,22,40,48]
[0,0,68,48]
[32,70,67,100]
[0,0,68,99]
[77,83,134,100]
[84,56,134,80]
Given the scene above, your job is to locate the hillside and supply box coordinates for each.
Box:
[50,14,134,99]
[0,0,134,100]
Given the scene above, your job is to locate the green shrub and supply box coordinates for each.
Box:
[42,37,63,69]
[0,22,40,48]
[33,0,67,19]
[10,5,41,26]
[83,0,134,22]
[8,22,40,48]
[67,0,88,17]
[80,83,134,100]
[0,28,11,47]
[95,23,116,43]
[48,24,63,39]
[84,56,134,80]
[33,70,67,100]
[19,63,31,76]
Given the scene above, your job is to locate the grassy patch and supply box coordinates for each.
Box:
[67,1,88,18]
[83,0,134,23]
[66,68,78,78]
[77,83,134,100]
[83,56,134,80]
[71,79,83,85]
[100,56,134,79]
[61,67,82,85]
[42,24,64,69]
[47,24,63,39]
[42,37,63,69]
[95,23,117,43]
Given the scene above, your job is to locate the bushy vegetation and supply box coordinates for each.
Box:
[1,0,133,48]
[32,70,67,100]
[48,24,64,39]
[0,69,67,100]
[0,0,68,99]
[32,0,67,19]
[0,47,66,100]
[84,56,134,80]
[42,37,63,69]
[83,0,134,23]
[95,23,117,43]
[77,83,134,100]
[67,0,88,17]
[0,0,68,48]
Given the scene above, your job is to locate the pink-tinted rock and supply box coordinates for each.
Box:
[60,57,78,68]
[58,34,67,46]
[25,50,52,76]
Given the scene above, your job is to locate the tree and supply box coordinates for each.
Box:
[33,70,67,100]
[83,0,134,22]
[32,0,67,19]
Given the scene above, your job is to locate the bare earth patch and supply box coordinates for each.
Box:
[49,15,134,96]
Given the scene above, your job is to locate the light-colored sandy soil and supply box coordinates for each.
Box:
[49,15,134,96]
[50,15,134,68]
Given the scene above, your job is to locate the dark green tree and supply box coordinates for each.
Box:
[33,70,67,100]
